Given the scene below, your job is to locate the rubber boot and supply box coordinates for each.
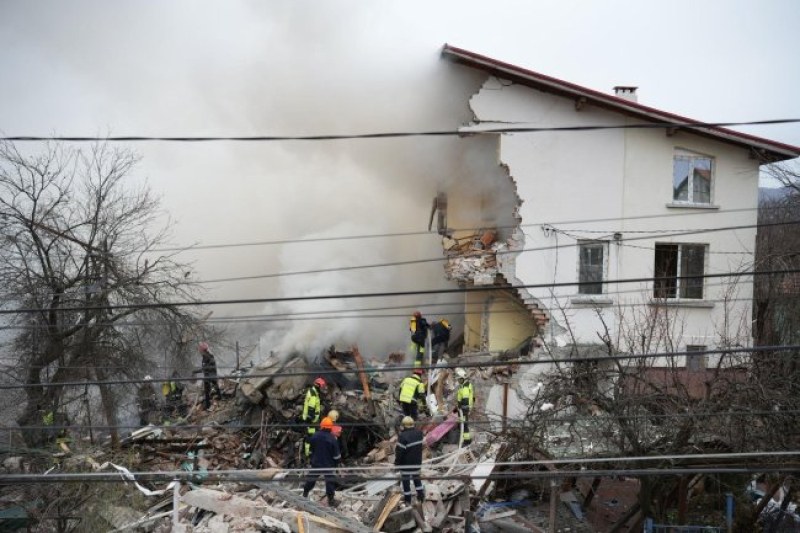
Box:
[327,494,339,508]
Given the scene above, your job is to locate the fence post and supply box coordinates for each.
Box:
[726,492,734,533]
[643,517,653,533]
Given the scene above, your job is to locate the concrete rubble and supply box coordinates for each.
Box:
[14,343,593,532]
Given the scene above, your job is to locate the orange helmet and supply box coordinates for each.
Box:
[413,368,424,376]
[320,417,334,430]
[314,377,327,389]
[413,311,422,319]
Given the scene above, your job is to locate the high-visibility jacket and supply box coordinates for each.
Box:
[398,375,425,404]
[457,381,474,411]
[302,385,322,426]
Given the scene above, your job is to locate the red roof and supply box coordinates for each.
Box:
[442,45,800,162]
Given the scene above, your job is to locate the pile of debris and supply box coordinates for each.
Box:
[1,343,603,532]
[442,230,508,286]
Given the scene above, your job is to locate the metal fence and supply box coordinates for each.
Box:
[643,522,723,533]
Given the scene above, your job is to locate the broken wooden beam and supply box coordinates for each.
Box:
[351,346,371,402]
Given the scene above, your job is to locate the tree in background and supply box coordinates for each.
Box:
[504,281,795,531]
[0,141,201,447]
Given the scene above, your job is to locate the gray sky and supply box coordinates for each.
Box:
[1,0,798,356]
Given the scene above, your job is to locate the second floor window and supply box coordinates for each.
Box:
[578,241,607,295]
[654,243,706,299]
[673,151,713,205]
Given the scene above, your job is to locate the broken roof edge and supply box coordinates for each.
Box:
[442,44,800,162]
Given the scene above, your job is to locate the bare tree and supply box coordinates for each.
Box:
[0,141,201,446]
[763,161,800,197]
[504,284,797,530]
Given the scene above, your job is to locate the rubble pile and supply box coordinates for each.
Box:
[1,343,605,532]
[442,230,509,286]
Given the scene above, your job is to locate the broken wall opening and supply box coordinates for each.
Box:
[463,289,538,353]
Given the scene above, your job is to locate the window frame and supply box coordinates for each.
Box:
[672,149,714,206]
[577,240,608,295]
[686,345,707,372]
[653,243,708,300]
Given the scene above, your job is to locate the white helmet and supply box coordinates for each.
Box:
[144,375,152,381]
[455,368,467,380]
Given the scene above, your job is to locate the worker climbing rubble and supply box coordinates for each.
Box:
[136,376,159,426]
[395,416,425,506]
[409,310,429,368]
[194,341,221,410]
[161,371,186,418]
[302,416,341,508]
[302,377,327,459]
[398,368,426,421]
[455,367,475,445]
[430,318,452,365]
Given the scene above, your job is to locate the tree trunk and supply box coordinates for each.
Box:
[95,367,119,448]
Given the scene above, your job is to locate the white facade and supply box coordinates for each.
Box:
[459,76,778,359]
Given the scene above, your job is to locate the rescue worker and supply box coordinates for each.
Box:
[409,311,429,368]
[302,377,327,458]
[455,368,475,445]
[430,318,452,365]
[395,416,425,505]
[398,368,426,420]
[195,342,221,410]
[162,371,186,418]
[136,376,159,425]
[302,417,341,507]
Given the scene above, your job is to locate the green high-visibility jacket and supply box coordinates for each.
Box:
[457,381,474,410]
[302,386,321,423]
[398,375,425,404]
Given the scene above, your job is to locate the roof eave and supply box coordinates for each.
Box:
[442,44,800,163]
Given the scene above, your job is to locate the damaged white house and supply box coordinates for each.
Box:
[438,45,800,363]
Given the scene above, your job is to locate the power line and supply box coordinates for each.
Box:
[149,203,791,254]
[2,464,800,485]
[3,285,796,333]
[7,408,800,433]
[4,118,799,143]
[2,265,797,316]
[0,344,795,390]
[194,218,798,285]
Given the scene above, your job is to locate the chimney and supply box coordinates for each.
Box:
[613,86,638,102]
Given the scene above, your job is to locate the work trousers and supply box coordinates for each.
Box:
[459,407,471,444]
[431,342,446,365]
[304,426,316,458]
[303,470,336,497]
[412,342,425,367]
[202,372,221,409]
[399,468,425,503]
[401,401,419,420]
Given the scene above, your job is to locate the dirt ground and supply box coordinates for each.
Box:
[577,477,641,533]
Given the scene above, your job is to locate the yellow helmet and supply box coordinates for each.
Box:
[327,409,340,422]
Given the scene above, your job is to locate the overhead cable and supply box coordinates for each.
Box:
[0,344,795,390]
[3,118,799,143]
